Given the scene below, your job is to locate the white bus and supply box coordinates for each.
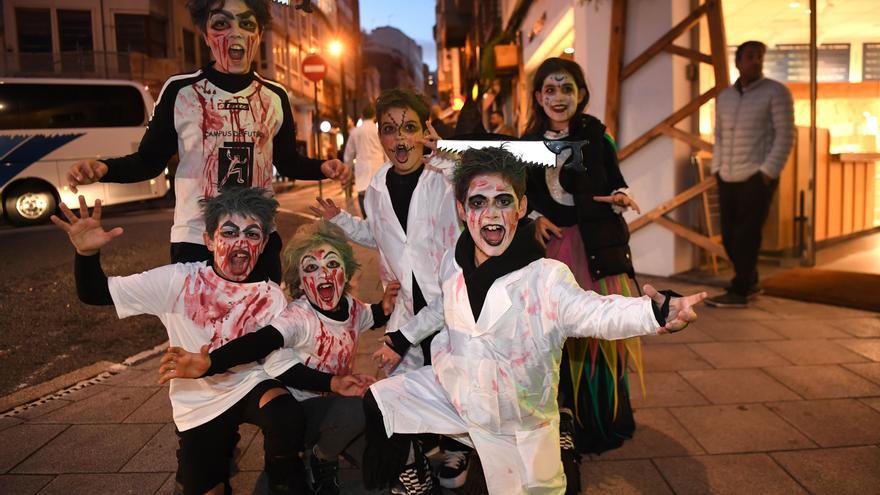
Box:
[0,78,168,226]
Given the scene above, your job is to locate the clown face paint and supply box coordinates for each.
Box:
[378,106,425,175]
[458,174,527,266]
[205,0,261,74]
[299,243,347,311]
[205,213,266,281]
[535,71,582,131]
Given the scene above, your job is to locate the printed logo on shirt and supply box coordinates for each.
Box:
[219,100,250,111]
[218,141,254,190]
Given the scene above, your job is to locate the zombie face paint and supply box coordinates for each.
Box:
[299,243,347,311]
[457,174,527,266]
[535,71,582,131]
[205,213,266,281]
[378,106,425,175]
[205,0,261,74]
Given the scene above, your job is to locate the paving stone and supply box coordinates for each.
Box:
[132,357,162,371]
[679,369,801,404]
[124,388,172,424]
[762,340,867,365]
[834,338,880,361]
[229,469,264,494]
[0,416,22,432]
[238,426,264,471]
[641,345,712,372]
[0,424,67,473]
[767,300,874,320]
[832,317,880,338]
[654,453,807,495]
[764,365,880,399]
[121,423,178,473]
[759,319,850,340]
[669,404,815,454]
[36,472,168,495]
[771,446,880,495]
[596,408,704,460]
[767,399,880,447]
[156,473,177,494]
[581,459,673,494]
[104,369,165,388]
[843,362,880,385]
[629,372,709,409]
[690,320,784,342]
[52,383,110,402]
[642,326,714,345]
[861,398,880,414]
[12,424,162,473]
[693,305,779,321]
[688,342,791,368]
[12,399,72,421]
[0,474,53,495]
[33,386,155,424]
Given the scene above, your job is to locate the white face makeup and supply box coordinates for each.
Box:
[535,71,581,130]
[205,213,266,281]
[458,174,527,266]
[378,106,425,175]
[299,243,347,311]
[205,0,261,74]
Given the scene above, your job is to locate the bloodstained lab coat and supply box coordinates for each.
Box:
[330,161,460,373]
[374,255,661,493]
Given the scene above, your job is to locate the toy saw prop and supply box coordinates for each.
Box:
[436,139,589,171]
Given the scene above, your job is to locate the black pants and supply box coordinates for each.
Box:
[176,380,305,494]
[717,172,778,296]
[357,191,367,219]
[170,230,283,283]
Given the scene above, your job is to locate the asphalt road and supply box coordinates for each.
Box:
[0,182,338,398]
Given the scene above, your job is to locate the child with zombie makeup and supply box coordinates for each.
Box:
[65,0,350,284]
[309,88,473,489]
[157,221,401,495]
[50,188,312,495]
[360,147,706,495]
[522,57,646,491]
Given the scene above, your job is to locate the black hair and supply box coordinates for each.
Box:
[201,187,278,237]
[362,105,375,120]
[524,57,590,136]
[186,0,272,33]
[735,40,767,62]
[375,89,430,129]
[453,147,527,203]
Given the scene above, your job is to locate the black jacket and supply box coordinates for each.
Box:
[524,114,634,280]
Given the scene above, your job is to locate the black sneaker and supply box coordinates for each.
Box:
[747,285,763,299]
[438,449,469,489]
[704,291,748,308]
[560,411,581,495]
[309,453,340,495]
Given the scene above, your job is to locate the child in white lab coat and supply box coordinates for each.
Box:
[362,146,706,494]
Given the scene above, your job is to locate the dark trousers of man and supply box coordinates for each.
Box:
[717,172,778,296]
[357,191,367,219]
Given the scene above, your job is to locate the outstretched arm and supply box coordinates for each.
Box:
[310,197,378,248]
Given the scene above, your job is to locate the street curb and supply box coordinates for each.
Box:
[0,341,169,416]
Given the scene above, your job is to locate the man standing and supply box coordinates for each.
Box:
[344,106,386,218]
[706,40,794,308]
[488,109,516,136]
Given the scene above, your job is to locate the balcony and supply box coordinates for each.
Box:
[437,0,473,48]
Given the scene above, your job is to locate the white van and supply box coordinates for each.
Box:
[0,78,169,226]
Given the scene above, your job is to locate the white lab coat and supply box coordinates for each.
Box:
[371,254,661,494]
[330,161,460,373]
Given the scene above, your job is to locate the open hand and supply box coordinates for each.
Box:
[534,216,562,249]
[382,280,401,316]
[321,158,352,184]
[66,160,108,193]
[372,336,403,375]
[644,284,707,333]
[158,345,211,384]
[330,373,377,396]
[308,197,341,220]
[593,192,641,214]
[50,195,124,255]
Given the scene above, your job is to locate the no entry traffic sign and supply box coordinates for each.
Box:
[302,54,327,82]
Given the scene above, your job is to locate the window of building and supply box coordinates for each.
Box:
[183,29,197,67]
[115,14,167,57]
[16,9,51,53]
[58,10,93,52]
[0,83,146,129]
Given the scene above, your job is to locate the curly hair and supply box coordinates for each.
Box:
[452,146,527,203]
[200,187,278,237]
[375,88,430,129]
[282,221,360,299]
[186,0,272,33]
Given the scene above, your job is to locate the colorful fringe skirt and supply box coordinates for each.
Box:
[546,225,644,454]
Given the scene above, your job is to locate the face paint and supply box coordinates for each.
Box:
[299,243,347,311]
[535,71,580,130]
[205,0,261,74]
[378,106,425,175]
[208,213,266,281]
[460,174,526,266]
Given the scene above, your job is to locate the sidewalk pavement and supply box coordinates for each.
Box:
[2,202,879,494]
